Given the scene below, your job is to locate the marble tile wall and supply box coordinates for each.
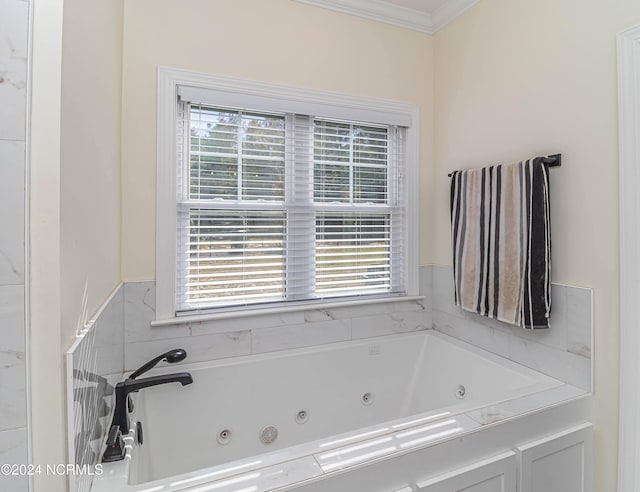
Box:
[66,285,124,492]
[431,265,592,391]
[0,0,29,491]
[122,268,432,371]
[121,265,592,392]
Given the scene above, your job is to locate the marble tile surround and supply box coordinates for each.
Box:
[0,428,28,491]
[431,265,592,391]
[66,285,124,492]
[0,140,25,285]
[121,265,591,393]
[0,285,26,431]
[0,0,29,141]
[0,1,29,491]
[123,279,432,371]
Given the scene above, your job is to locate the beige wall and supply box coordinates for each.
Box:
[120,0,435,281]
[30,1,123,490]
[30,0,65,489]
[433,0,640,489]
[60,0,124,349]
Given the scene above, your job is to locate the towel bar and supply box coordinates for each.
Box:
[447,154,561,177]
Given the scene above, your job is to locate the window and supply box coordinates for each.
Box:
[157,69,419,320]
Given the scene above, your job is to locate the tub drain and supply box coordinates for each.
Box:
[216,429,232,445]
[260,425,278,445]
[361,392,374,406]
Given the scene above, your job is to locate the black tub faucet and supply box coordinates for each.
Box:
[110,349,193,435]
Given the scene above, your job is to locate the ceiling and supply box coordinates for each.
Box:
[295,0,480,33]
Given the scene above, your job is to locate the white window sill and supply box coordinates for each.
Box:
[151,295,425,327]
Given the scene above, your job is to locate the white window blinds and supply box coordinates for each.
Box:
[176,100,407,314]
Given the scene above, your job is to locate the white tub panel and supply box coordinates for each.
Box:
[415,451,517,491]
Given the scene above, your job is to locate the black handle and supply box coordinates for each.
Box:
[102,425,126,462]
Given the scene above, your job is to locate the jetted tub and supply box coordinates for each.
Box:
[92,331,589,492]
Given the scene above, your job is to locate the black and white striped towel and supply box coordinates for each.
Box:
[450,158,551,329]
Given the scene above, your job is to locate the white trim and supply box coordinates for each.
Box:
[64,345,76,491]
[178,85,411,126]
[294,0,480,34]
[156,69,179,320]
[151,295,425,327]
[617,24,640,492]
[157,67,420,321]
[295,0,433,33]
[166,69,417,126]
[405,112,420,296]
[25,0,34,489]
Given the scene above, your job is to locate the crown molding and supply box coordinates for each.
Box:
[294,0,480,34]
[295,0,433,33]
[431,0,481,32]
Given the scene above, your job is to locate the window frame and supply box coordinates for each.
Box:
[156,67,420,323]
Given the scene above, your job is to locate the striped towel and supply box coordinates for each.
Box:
[450,158,551,329]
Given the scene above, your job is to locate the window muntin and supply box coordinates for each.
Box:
[177,103,406,313]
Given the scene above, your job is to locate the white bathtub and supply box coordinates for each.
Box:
[92,331,589,492]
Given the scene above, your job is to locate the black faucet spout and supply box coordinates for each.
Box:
[112,372,193,434]
[121,372,193,391]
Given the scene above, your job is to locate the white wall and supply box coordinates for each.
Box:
[120,0,435,282]
[432,1,640,489]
